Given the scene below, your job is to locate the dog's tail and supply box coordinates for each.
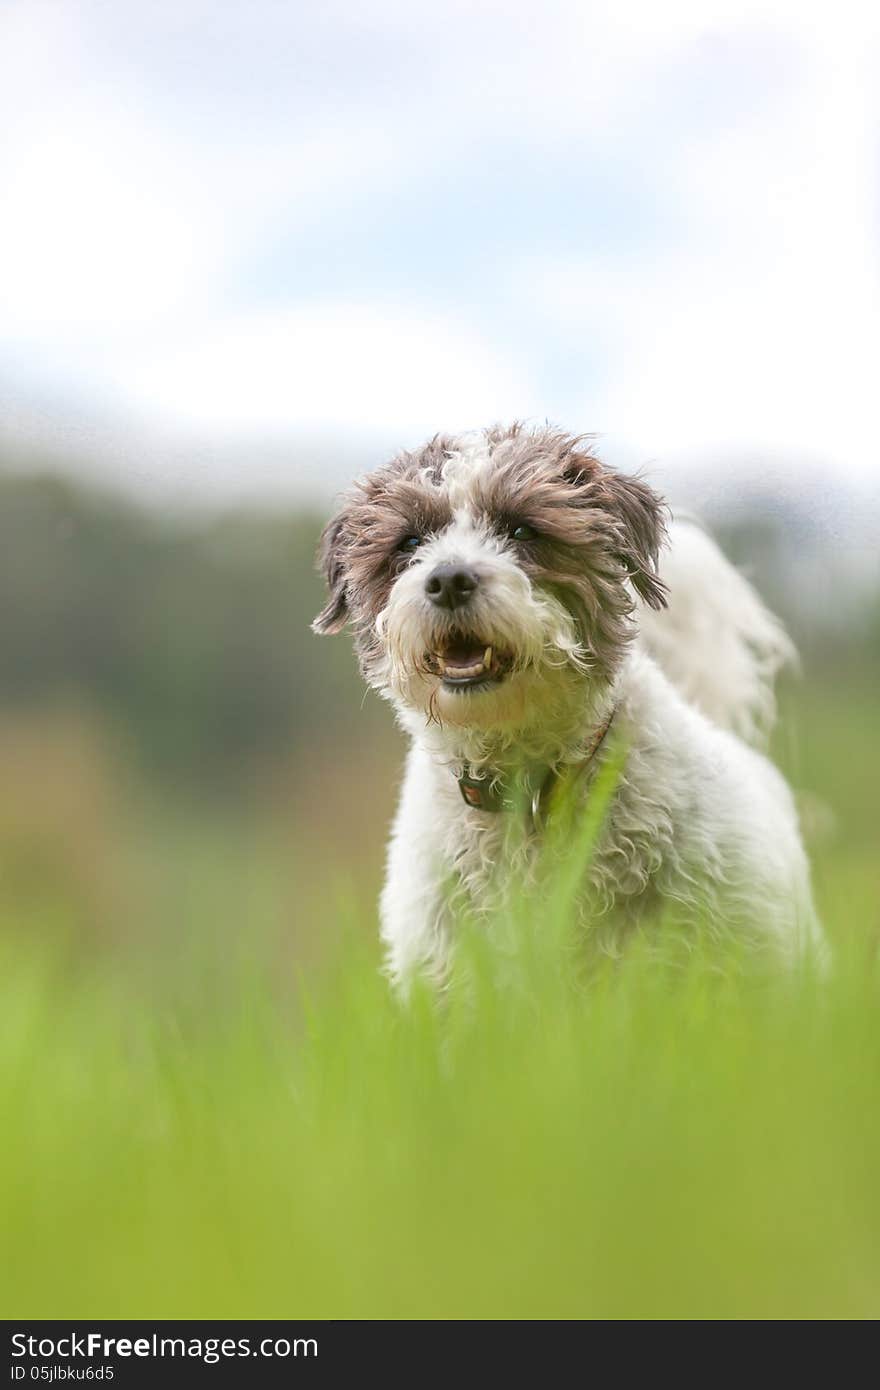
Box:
[637,516,796,748]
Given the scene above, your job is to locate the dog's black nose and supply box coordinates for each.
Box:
[425,564,480,610]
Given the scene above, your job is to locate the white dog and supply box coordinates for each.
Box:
[313,424,821,987]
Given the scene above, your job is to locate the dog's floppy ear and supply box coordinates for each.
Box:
[312,510,350,635]
[600,472,669,610]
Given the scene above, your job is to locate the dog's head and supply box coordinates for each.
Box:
[312,424,667,734]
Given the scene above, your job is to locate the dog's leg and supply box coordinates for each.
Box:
[379,746,454,990]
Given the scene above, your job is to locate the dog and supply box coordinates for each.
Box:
[313,423,822,987]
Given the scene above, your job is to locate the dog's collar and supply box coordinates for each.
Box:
[455,706,617,818]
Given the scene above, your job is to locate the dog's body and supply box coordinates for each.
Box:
[314,425,821,987]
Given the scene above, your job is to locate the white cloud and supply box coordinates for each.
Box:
[113,303,539,438]
[516,28,880,473]
[0,3,399,345]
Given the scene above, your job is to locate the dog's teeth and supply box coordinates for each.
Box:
[484,647,492,668]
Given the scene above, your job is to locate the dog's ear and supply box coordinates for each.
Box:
[599,472,669,610]
[312,510,350,635]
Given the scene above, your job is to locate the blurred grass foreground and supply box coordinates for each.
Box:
[1,464,879,1319]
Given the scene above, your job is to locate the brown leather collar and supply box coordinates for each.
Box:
[456,706,617,818]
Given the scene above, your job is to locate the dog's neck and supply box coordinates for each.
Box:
[399,671,618,781]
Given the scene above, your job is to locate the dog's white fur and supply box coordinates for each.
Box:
[314,427,822,987]
[637,519,796,749]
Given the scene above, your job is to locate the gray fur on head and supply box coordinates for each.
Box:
[313,423,668,711]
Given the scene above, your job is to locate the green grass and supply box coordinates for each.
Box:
[1,672,878,1320]
[1,912,877,1319]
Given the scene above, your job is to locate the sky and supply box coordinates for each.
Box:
[1,0,878,504]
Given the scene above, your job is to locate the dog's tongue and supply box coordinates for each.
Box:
[437,638,493,680]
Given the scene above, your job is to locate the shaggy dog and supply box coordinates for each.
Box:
[313,424,822,987]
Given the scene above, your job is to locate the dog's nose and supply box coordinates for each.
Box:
[425,564,480,610]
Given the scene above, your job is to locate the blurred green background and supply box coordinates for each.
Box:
[0,464,398,974]
[1,455,878,1320]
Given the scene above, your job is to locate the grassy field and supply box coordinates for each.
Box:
[1,668,878,1320]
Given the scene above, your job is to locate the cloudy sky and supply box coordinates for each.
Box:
[1,0,878,502]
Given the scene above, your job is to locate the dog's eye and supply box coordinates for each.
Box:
[398,535,422,553]
[510,523,537,542]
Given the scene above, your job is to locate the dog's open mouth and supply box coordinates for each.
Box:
[424,634,512,689]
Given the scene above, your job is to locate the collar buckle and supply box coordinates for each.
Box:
[457,769,506,813]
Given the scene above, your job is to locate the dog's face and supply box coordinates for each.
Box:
[313,425,667,734]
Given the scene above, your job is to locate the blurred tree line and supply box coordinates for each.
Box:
[0,469,390,794]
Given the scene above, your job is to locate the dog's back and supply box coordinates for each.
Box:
[638,518,795,749]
